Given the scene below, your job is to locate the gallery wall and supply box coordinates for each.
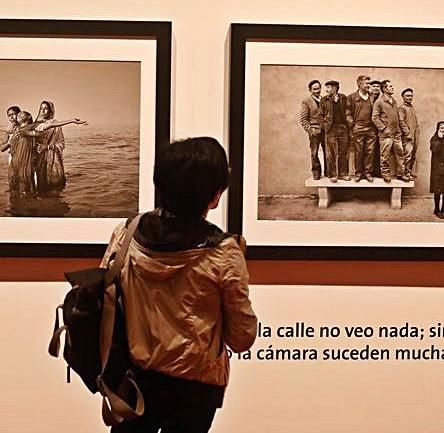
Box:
[0,2,443,433]
[4,283,444,433]
[1,0,442,281]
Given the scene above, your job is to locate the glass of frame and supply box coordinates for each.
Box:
[228,24,444,260]
[0,19,171,257]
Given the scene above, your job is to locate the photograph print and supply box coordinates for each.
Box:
[259,64,444,223]
[0,59,140,218]
[0,20,171,252]
[230,24,444,255]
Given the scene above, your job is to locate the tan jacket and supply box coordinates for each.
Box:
[398,103,419,142]
[300,95,322,135]
[372,94,401,139]
[101,221,257,387]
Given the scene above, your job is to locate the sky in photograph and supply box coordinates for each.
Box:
[0,60,140,128]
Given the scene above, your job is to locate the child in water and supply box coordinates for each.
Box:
[7,111,36,197]
[5,111,87,197]
[0,106,21,164]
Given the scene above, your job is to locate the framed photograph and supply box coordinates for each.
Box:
[0,19,171,257]
[228,24,444,260]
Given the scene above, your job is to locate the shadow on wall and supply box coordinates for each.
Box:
[259,65,444,197]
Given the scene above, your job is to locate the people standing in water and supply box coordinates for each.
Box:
[35,101,67,194]
[6,111,36,197]
[18,101,87,195]
[4,110,87,198]
[430,121,444,219]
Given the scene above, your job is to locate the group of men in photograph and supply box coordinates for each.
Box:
[300,75,419,183]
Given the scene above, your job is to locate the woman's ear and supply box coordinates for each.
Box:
[208,190,223,210]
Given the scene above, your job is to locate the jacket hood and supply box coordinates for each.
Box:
[127,209,229,281]
[129,242,213,281]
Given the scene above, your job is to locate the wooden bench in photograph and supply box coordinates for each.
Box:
[305,177,414,209]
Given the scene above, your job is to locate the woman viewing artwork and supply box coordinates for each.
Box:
[430,121,444,219]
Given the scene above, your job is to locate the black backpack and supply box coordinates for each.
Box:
[48,214,144,426]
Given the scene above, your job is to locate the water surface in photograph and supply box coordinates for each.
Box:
[0,125,139,217]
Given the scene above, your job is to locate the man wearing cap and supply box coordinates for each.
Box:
[318,80,350,182]
[346,75,378,182]
[398,88,419,180]
[372,79,409,183]
[300,79,326,180]
[369,80,381,103]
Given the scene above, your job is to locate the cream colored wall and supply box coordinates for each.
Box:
[3,283,444,433]
[1,2,442,432]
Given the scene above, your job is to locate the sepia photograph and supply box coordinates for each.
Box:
[0,59,141,218]
[0,20,171,251]
[229,24,444,256]
[258,64,444,223]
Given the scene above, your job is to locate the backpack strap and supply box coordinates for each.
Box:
[97,213,145,425]
[104,214,142,288]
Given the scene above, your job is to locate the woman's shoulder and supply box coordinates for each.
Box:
[217,234,247,257]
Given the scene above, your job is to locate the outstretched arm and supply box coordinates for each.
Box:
[40,118,88,130]
[18,119,87,138]
[17,129,45,138]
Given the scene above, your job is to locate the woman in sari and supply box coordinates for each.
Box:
[33,101,86,195]
[11,108,86,198]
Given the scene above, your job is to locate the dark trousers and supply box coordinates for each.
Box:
[373,139,382,177]
[111,370,222,433]
[111,406,216,433]
[326,124,349,178]
[354,132,377,176]
[309,131,326,177]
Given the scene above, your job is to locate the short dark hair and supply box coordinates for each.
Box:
[308,80,321,90]
[7,106,20,115]
[369,80,381,86]
[154,137,229,218]
[401,88,413,97]
[380,79,391,92]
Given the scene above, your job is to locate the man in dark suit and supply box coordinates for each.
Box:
[318,80,350,182]
[300,79,325,180]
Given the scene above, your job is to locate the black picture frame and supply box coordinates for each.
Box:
[228,23,444,260]
[0,19,171,258]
